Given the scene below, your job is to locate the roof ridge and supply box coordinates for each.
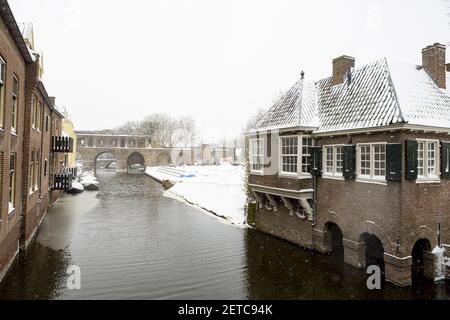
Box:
[384,57,405,123]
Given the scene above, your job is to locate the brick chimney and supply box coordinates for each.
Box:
[422,43,446,89]
[332,55,355,86]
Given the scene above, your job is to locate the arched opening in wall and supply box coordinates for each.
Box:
[359,233,385,285]
[156,153,172,166]
[127,152,145,173]
[95,152,116,172]
[324,222,344,262]
[411,238,433,286]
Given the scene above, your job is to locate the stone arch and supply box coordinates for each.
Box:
[359,232,385,280]
[127,151,145,172]
[411,238,434,284]
[156,152,172,166]
[361,221,395,255]
[405,225,436,256]
[94,150,117,171]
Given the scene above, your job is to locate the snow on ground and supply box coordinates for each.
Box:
[146,164,247,226]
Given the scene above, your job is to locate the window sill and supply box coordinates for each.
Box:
[416,179,441,184]
[250,171,264,176]
[355,178,387,186]
[8,204,15,215]
[322,174,344,181]
[278,173,312,180]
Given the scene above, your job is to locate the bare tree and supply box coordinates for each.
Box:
[114,113,198,148]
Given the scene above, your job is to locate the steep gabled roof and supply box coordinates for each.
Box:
[249,57,450,134]
[316,58,401,133]
[252,79,318,131]
[388,60,450,128]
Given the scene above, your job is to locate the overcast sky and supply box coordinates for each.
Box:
[9,0,450,142]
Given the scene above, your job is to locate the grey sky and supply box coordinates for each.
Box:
[9,0,450,142]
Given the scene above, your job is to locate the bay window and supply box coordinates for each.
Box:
[417,139,439,179]
[280,136,298,174]
[249,138,263,173]
[357,143,386,180]
[279,136,312,176]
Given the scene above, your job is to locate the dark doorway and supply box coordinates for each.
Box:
[411,238,432,289]
[360,233,385,286]
[324,222,344,261]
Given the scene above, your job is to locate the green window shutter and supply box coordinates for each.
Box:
[310,146,322,176]
[441,142,450,179]
[343,145,356,180]
[405,140,418,181]
[386,144,402,181]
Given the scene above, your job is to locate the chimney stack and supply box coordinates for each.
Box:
[49,96,56,106]
[332,55,355,86]
[422,43,446,89]
[446,63,450,72]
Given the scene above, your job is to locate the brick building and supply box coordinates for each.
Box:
[247,43,450,286]
[0,0,73,282]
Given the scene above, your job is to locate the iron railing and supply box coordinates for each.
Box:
[52,136,74,153]
[50,173,72,190]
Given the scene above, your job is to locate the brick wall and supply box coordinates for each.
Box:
[0,13,26,278]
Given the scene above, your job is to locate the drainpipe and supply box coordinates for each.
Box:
[312,173,317,226]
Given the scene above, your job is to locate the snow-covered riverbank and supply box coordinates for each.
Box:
[145,164,247,225]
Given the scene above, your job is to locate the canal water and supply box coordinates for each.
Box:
[0,170,449,299]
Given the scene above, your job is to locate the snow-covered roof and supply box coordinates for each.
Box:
[249,58,450,134]
[253,79,318,131]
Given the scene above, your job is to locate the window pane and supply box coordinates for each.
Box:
[373,145,386,176]
[281,137,298,173]
[427,142,436,175]
[326,147,333,173]
[360,145,371,175]
[335,147,343,173]
[417,141,424,177]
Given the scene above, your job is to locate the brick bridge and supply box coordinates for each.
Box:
[76,131,194,172]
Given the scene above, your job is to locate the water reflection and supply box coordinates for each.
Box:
[0,170,448,299]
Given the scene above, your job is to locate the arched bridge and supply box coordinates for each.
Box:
[76,131,194,172]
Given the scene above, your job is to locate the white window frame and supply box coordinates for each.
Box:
[322,144,344,178]
[417,139,440,181]
[9,153,16,214]
[11,75,18,134]
[279,135,299,176]
[249,138,264,174]
[278,135,312,178]
[356,142,387,182]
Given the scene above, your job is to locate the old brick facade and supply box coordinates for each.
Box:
[0,0,72,282]
[247,43,450,287]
